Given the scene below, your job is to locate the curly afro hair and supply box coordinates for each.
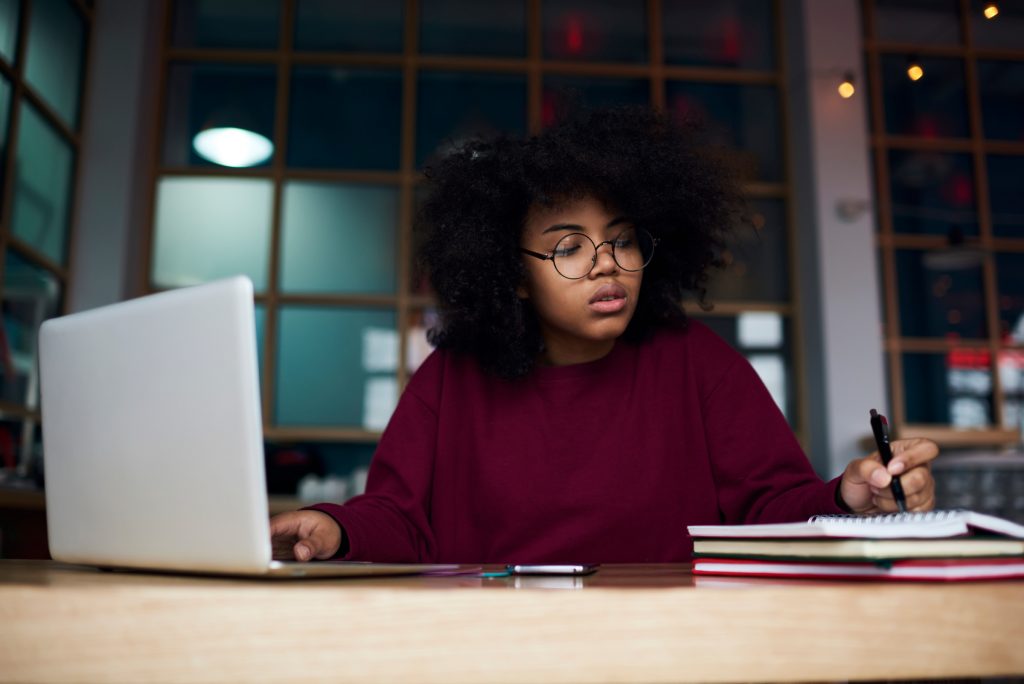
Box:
[416,105,745,379]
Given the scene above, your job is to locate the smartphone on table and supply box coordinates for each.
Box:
[506,564,599,576]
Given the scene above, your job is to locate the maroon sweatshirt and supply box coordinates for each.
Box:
[307,321,846,563]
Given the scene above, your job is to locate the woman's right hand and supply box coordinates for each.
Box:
[269,510,343,561]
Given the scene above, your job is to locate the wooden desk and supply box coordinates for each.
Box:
[1,561,1022,683]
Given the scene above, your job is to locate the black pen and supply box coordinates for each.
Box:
[869,409,907,513]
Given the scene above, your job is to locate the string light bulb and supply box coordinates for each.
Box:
[984,3,999,19]
[837,72,856,98]
[907,57,924,81]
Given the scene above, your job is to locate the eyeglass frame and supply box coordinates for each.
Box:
[519,228,659,280]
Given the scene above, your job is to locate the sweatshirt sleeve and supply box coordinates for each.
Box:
[303,354,443,562]
[701,351,847,524]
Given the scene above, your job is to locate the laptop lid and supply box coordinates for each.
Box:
[40,276,273,574]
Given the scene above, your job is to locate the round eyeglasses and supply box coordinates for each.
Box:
[520,228,658,280]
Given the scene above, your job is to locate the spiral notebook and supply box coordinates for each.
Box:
[687,510,1024,541]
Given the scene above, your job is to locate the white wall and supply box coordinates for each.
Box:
[786,0,888,476]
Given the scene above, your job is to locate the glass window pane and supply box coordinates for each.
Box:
[0,251,61,406]
[151,176,273,291]
[254,303,266,382]
[281,182,398,295]
[542,0,646,62]
[163,63,277,168]
[0,0,19,64]
[542,76,648,127]
[707,199,789,303]
[971,0,1024,49]
[997,253,1024,345]
[275,307,398,429]
[662,0,774,70]
[1000,348,1024,433]
[875,0,961,44]
[694,313,796,426]
[666,81,782,182]
[171,0,280,50]
[895,248,987,339]
[978,60,1024,142]
[294,0,403,52]
[988,155,1024,239]
[289,67,401,170]
[12,102,73,266]
[903,351,993,427]
[417,71,526,167]
[406,307,439,374]
[24,0,84,129]
[420,0,525,56]
[882,55,969,138]
[0,74,10,177]
[889,150,977,237]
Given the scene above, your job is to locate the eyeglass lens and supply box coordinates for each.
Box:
[551,228,655,279]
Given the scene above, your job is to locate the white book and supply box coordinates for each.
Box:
[687,510,1024,540]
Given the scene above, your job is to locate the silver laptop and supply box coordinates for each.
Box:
[39,276,455,578]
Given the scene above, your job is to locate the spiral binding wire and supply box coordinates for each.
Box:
[808,509,966,525]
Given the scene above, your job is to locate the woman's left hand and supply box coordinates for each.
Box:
[839,438,939,514]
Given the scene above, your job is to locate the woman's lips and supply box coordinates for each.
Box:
[588,284,628,314]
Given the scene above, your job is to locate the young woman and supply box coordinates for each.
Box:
[270,106,937,564]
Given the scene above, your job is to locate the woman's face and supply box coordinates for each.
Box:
[518,196,643,366]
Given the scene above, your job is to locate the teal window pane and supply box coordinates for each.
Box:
[904,352,993,427]
[0,0,19,64]
[666,81,782,182]
[896,249,987,339]
[288,67,401,170]
[171,0,280,49]
[254,303,266,381]
[889,151,977,237]
[542,0,647,62]
[989,155,1024,239]
[0,75,10,180]
[0,250,61,406]
[416,71,526,167]
[662,0,775,70]
[163,63,277,168]
[152,176,273,291]
[294,0,403,52]
[706,200,789,303]
[420,0,525,57]
[542,76,649,127]
[882,55,968,138]
[281,182,398,295]
[24,0,85,129]
[275,307,398,429]
[12,102,73,265]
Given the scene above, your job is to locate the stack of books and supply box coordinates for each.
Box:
[687,510,1024,581]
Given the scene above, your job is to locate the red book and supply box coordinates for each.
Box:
[692,557,1024,582]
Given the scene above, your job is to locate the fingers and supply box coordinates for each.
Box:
[269,511,343,561]
[888,438,939,473]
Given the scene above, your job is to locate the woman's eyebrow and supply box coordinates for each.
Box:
[540,216,630,234]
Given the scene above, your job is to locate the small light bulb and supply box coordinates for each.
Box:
[907,63,924,81]
[984,3,999,19]
[838,79,855,99]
